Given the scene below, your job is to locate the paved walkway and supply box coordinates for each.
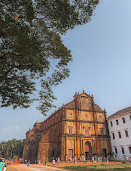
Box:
[6,162,122,171]
[6,164,65,171]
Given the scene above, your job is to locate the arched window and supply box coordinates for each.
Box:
[121,147,125,154]
[68,126,73,134]
[118,131,122,138]
[110,121,113,127]
[116,120,119,125]
[100,128,104,135]
[112,132,115,139]
[125,130,129,137]
[122,117,126,123]
[69,113,72,118]
[85,128,89,136]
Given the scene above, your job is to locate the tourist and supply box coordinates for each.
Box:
[95,157,97,162]
[80,156,82,162]
[98,157,100,163]
[0,159,4,171]
[83,157,85,163]
[52,158,55,165]
[58,157,61,164]
[86,157,88,163]
[86,158,88,163]
[74,157,77,163]
[45,160,47,167]
[92,156,94,162]
[27,160,30,167]
[3,164,6,171]
[106,157,109,164]
[71,157,73,162]
[129,157,131,162]
[98,157,102,164]
[103,157,106,162]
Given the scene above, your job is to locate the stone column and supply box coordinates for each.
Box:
[61,137,66,161]
[91,95,100,157]
[74,93,81,157]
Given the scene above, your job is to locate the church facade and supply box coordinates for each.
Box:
[23,91,111,163]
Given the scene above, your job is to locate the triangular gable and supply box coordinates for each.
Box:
[79,93,90,98]
[94,103,103,112]
[64,100,75,109]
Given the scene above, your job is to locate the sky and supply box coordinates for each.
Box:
[1,0,131,141]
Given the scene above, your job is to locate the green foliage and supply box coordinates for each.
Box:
[0,0,99,115]
[0,139,25,159]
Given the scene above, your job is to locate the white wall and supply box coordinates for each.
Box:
[108,112,131,161]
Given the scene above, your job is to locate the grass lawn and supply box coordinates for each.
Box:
[64,164,131,171]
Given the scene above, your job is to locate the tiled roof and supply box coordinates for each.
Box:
[108,106,131,119]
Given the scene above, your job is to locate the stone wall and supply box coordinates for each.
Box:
[38,122,62,162]
[23,91,111,163]
[23,123,41,163]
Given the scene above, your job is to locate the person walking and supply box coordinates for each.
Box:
[52,158,55,166]
[106,157,109,164]
[45,160,47,167]
[58,157,61,164]
[98,157,102,164]
[129,156,131,162]
[27,160,30,167]
[3,164,6,171]
[0,159,4,171]
[92,156,94,162]
[80,156,82,162]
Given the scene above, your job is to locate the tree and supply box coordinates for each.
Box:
[0,0,99,115]
[0,139,25,158]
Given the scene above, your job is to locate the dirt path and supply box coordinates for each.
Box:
[6,165,65,171]
[7,165,33,171]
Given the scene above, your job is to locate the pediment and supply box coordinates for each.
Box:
[94,103,103,112]
[80,93,89,98]
[64,100,75,109]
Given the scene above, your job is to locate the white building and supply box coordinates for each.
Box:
[108,107,131,161]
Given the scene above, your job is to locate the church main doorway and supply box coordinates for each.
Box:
[85,141,92,160]
[68,149,73,159]
[102,149,107,157]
